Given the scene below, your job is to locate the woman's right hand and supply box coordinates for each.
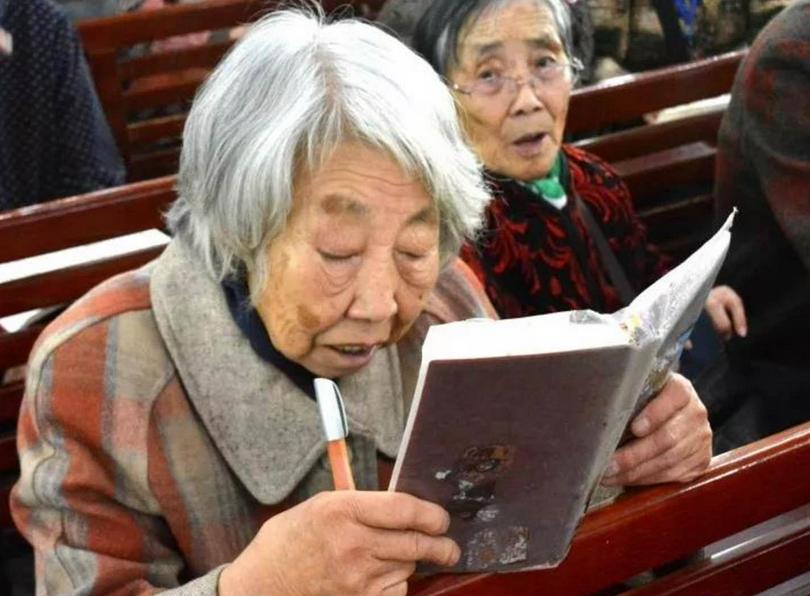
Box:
[705,285,747,340]
[218,490,460,595]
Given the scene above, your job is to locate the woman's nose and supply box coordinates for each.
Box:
[510,77,544,116]
[347,258,399,322]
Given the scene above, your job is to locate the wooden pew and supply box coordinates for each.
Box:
[568,50,743,141]
[74,0,742,185]
[0,178,176,529]
[77,0,386,182]
[567,51,744,263]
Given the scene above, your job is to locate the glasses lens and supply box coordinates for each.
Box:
[474,76,503,96]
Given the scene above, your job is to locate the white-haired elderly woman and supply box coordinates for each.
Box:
[413,0,716,487]
[11,10,494,595]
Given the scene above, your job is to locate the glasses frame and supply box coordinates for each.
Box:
[451,57,584,98]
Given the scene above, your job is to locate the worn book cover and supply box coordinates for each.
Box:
[388,212,736,573]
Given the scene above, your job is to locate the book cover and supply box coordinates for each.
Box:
[388,212,736,573]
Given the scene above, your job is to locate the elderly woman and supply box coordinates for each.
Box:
[11,10,492,594]
[413,0,713,484]
[413,0,744,330]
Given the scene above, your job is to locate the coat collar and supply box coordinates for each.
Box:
[150,240,405,504]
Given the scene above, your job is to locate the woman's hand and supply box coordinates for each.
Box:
[218,490,460,596]
[602,374,712,486]
[705,285,747,340]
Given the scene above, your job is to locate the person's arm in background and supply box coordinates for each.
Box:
[738,16,810,275]
[710,5,810,340]
[49,4,125,198]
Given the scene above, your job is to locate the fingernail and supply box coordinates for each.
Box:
[739,327,747,337]
[604,460,619,476]
[633,416,650,436]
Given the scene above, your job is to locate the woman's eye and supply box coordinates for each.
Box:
[398,250,426,261]
[476,69,499,82]
[319,250,357,263]
[534,56,558,69]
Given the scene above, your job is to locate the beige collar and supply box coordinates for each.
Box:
[150,240,405,504]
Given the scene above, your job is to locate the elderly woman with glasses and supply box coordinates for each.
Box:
[413,0,713,488]
[11,10,494,595]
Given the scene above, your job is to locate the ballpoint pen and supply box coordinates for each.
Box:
[314,378,356,490]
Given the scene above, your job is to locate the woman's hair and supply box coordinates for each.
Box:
[168,8,489,302]
[412,0,574,77]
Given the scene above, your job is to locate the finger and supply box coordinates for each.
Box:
[621,440,711,485]
[377,562,416,595]
[382,581,408,596]
[726,293,748,337]
[609,428,702,485]
[347,492,451,535]
[606,391,700,482]
[369,528,461,566]
[706,301,733,340]
[605,403,711,486]
[629,374,693,438]
[604,418,689,485]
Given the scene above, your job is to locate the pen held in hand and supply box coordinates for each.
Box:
[314,378,356,490]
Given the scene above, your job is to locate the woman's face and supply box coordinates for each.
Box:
[450,0,573,181]
[254,143,441,379]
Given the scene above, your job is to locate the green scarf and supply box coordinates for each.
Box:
[522,153,567,209]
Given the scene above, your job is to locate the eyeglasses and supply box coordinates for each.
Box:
[451,57,584,98]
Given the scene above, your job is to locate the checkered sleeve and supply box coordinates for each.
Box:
[11,319,221,595]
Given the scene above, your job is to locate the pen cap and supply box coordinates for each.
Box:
[314,378,349,441]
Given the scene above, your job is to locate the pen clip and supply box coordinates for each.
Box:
[314,378,348,441]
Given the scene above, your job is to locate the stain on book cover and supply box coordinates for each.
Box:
[435,444,527,568]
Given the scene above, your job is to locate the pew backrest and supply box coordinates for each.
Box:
[0,177,177,528]
[77,0,386,182]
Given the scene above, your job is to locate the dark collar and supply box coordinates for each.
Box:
[221,277,319,400]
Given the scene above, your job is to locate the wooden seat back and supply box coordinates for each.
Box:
[77,0,386,182]
[565,52,746,262]
[0,177,177,528]
[568,50,743,139]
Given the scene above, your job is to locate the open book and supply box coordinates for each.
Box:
[388,212,736,573]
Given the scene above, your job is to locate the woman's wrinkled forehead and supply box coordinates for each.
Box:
[457,1,564,62]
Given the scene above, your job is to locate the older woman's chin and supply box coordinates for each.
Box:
[490,146,561,182]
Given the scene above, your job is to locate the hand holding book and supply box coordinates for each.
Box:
[602,373,710,486]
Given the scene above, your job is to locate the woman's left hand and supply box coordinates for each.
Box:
[601,373,712,486]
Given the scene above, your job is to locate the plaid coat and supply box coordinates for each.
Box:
[11,240,495,594]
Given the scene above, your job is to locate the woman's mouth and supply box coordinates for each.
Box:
[327,344,379,368]
[511,132,547,157]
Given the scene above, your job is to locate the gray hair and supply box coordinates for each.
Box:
[168,8,490,302]
[412,0,574,78]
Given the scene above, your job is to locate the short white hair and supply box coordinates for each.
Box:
[168,8,490,302]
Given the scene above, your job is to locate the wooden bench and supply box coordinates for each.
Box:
[568,51,745,263]
[569,50,743,145]
[76,0,386,182]
[0,178,176,531]
[74,0,742,185]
